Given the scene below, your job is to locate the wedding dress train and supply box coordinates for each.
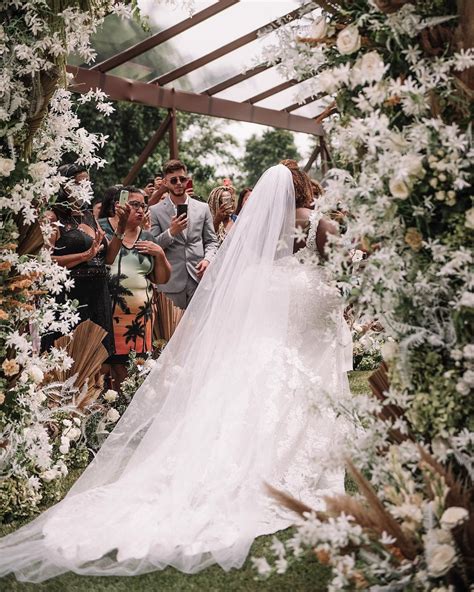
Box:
[0,164,352,582]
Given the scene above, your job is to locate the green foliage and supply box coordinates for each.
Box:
[75,100,238,200]
[242,129,300,186]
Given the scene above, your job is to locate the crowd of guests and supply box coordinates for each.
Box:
[43,158,323,389]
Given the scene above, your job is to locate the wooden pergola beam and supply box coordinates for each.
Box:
[202,63,272,96]
[91,0,239,73]
[246,79,298,105]
[67,66,324,135]
[150,5,312,86]
[283,95,319,113]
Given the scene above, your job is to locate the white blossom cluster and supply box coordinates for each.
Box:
[256,1,473,588]
[0,0,135,518]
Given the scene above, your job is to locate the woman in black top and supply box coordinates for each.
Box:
[42,164,129,355]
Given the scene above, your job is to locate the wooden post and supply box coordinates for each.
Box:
[168,108,178,159]
[304,143,321,173]
[122,113,172,185]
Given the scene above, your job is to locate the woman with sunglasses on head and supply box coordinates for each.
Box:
[99,186,171,389]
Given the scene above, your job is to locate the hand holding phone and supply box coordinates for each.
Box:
[176,203,188,219]
[119,190,129,206]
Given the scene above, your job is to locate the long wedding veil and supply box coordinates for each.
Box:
[0,164,299,581]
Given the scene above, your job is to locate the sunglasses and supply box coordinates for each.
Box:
[169,176,187,185]
[128,201,148,211]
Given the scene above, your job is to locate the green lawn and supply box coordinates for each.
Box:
[1,371,371,592]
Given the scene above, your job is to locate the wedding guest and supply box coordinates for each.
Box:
[148,171,169,206]
[42,164,129,355]
[142,178,155,199]
[100,187,171,388]
[208,185,236,245]
[235,187,252,217]
[150,159,218,309]
[91,196,103,220]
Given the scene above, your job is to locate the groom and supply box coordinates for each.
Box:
[150,159,218,309]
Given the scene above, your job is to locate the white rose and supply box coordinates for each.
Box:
[465,208,474,230]
[318,69,340,94]
[28,161,50,181]
[309,16,328,39]
[381,341,398,361]
[59,436,70,455]
[106,408,120,423]
[28,365,44,384]
[0,157,15,177]
[455,380,470,396]
[352,51,386,85]
[336,25,361,55]
[41,468,59,482]
[104,389,118,403]
[402,154,425,179]
[463,344,474,359]
[440,507,469,529]
[389,177,410,199]
[427,544,456,577]
[62,419,72,427]
[64,426,81,441]
[459,292,474,308]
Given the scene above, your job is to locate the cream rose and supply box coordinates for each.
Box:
[381,341,398,362]
[440,507,469,529]
[427,544,456,577]
[465,208,474,230]
[2,358,19,376]
[309,16,329,39]
[352,51,386,85]
[0,157,15,177]
[337,25,361,55]
[28,365,44,384]
[389,177,410,199]
[106,408,120,423]
[104,389,118,403]
[28,161,50,181]
[59,436,70,455]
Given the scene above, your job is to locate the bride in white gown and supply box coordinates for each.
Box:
[0,162,352,582]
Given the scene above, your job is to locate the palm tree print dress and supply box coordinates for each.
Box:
[99,219,155,362]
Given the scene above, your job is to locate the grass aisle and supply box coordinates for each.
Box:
[1,371,371,592]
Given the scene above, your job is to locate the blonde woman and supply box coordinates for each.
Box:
[208,185,236,245]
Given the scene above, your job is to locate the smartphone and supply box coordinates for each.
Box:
[177,203,188,219]
[118,190,129,206]
[185,179,193,191]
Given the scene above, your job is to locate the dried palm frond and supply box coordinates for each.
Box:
[16,218,44,256]
[346,460,419,560]
[265,483,316,517]
[48,319,108,410]
[369,362,411,444]
[153,290,183,342]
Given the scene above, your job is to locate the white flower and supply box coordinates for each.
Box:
[380,341,398,362]
[251,556,272,576]
[455,381,470,396]
[64,426,81,441]
[0,157,15,177]
[389,177,410,199]
[41,468,59,482]
[309,16,329,39]
[459,292,474,308]
[427,544,457,577]
[28,161,50,181]
[104,389,118,403]
[463,344,474,359]
[28,365,44,384]
[440,507,469,529]
[465,208,474,230]
[352,51,386,85]
[318,69,340,94]
[106,408,120,423]
[62,419,72,427]
[336,25,361,55]
[59,435,70,455]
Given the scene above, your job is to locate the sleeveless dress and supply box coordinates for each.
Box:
[42,210,114,356]
[0,213,352,581]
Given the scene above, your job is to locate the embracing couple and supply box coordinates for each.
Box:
[0,161,352,582]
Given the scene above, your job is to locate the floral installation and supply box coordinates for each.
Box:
[254,0,474,589]
[0,0,141,520]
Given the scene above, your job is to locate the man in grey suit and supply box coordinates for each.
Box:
[150,159,218,309]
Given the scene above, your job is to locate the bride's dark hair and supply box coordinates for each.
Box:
[280,159,313,208]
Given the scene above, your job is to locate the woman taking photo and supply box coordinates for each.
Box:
[208,185,237,245]
[99,186,171,388]
[42,163,129,355]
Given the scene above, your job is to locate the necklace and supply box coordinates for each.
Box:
[109,218,140,248]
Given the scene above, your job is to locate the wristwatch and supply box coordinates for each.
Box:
[114,230,125,240]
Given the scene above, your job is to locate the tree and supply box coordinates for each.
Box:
[75,100,239,199]
[242,129,300,186]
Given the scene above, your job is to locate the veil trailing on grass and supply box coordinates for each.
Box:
[0,164,349,582]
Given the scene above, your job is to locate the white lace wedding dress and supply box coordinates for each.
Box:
[0,165,352,582]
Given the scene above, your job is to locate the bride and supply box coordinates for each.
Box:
[0,161,352,582]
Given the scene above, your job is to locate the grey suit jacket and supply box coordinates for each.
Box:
[149,197,218,294]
